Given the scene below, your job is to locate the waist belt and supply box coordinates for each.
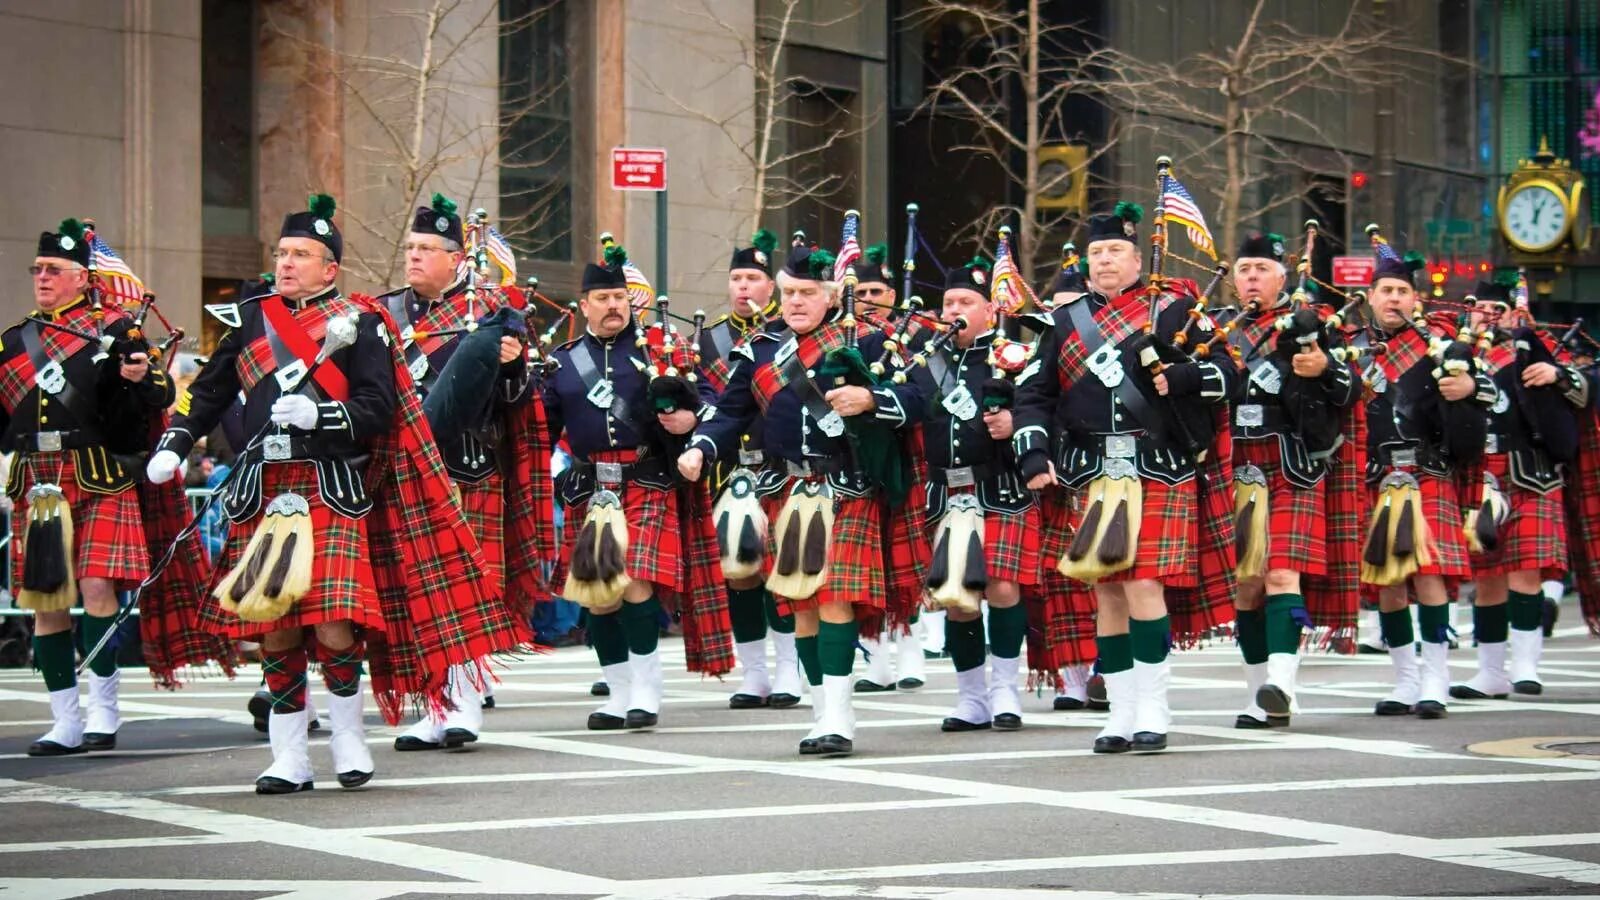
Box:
[252,434,368,466]
[6,429,100,453]
[737,448,766,466]
[932,459,1009,487]
[1380,442,1438,469]
[1233,402,1291,431]
[775,456,851,479]
[578,456,666,486]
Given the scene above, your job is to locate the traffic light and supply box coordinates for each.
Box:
[1351,171,1370,190]
[1429,262,1448,297]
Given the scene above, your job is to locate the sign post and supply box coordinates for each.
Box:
[1332,255,1376,287]
[611,148,668,290]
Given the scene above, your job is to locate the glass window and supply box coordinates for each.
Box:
[500,0,573,262]
[201,0,255,238]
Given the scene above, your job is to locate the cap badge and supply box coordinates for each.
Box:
[973,269,986,286]
[436,217,449,232]
[1272,240,1284,257]
[1123,220,1136,238]
[754,250,767,265]
[58,236,75,251]
[313,219,330,236]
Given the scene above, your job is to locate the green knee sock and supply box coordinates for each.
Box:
[1473,602,1509,644]
[764,590,795,634]
[986,604,1026,660]
[1235,608,1268,665]
[1508,589,1544,632]
[817,620,858,677]
[1417,603,1451,644]
[589,610,629,667]
[1379,607,1415,648]
[621,596,662,656]
[728,586,768,643]
[1129,616,1171,665]
[796,634,821,686]
[946,616,987,672]
[1264,594,1306,656]
[1096,633,1133,675]
[32,630,76,692]
[79,613,120,678]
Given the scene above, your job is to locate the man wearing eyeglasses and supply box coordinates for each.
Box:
[4,219,173,757]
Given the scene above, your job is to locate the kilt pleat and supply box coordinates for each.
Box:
[1234,438,1328,575]
[10,451,148,587]
[1471,453,1567,578]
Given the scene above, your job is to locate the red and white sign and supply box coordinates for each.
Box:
[1332,255,1375,287]
[611,147,667,191]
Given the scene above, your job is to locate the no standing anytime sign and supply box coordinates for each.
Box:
[611,148,666,191]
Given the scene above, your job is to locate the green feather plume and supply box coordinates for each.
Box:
[604,243,628,267]
[864,243,889,265]
[1401,250,1425,272]
[307,193,337,219]
[751,228,777,255]
[807,248,836,280]
[968,255,992,272]
[1113,201,1144,225]
[258,272,275,285]
[1492,267,1520,289]
[57,218,86,242]
[1267,232,1286,246]
[431,192,457,216]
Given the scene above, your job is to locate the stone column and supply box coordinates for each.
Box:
[593,0,626,243]
[258,0,346,238]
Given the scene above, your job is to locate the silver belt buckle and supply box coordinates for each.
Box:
[263,434,292,461]
[35,431,62,452]
[595,461,624,485]
[1236,404,1264,428]
[786,459,811,478]
[945,466,975,488]
[1485,434,1500,454]
[1105,434,1136,459]
[1390,448,1417,468]
[739,449,765,466]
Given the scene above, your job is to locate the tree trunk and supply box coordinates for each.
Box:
[1020,0,1041,279]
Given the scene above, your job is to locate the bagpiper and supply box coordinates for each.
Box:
[1220,229,1362,728]
[545,240,730,731]
[6,220,173,755]
[701,228,805,711]
[1015,202,1237,754]
[677,222,928,757]
[1451,273,1588,700]
[382,194,551,752]
[148,194,527,794]
[1347,230,1493,720]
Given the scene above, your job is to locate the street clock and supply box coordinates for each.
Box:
[1497,136,1591,258]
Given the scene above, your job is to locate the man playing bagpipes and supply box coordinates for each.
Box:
[148,195,527,794]
[382,195,550,752]
[1349,232,1495,720]
[5,220,174,755]
[676,230,929,757]
[908,256,1041,732]
[1217,229,1363,729]
[1450,273,1590,701]
[701,228,805,711]
[1015,201,1237,754]
[545,241,729,731]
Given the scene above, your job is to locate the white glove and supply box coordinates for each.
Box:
[146,450,182,485]
[270,394,319,430]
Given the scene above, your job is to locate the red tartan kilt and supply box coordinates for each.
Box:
[1088,475,1198,586]
[1362,469,1472,581]
[457,474,504,593]
[200,462,387,639]
[928,488,1040,586]
[762,479,886,614]
[1036,488,1098,667]
[1471,453,1567,578]
[9,451,148,588]
[566,478,683,593]
[1234,438,1328,575]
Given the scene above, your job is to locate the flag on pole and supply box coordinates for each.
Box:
[622,256,654,311]
[465,223,518,287]
[989,232,1037,314]
[1159,172,1217,260]
[833,214,861,282]
[1370,230,1401,263]
[88,234,146,305]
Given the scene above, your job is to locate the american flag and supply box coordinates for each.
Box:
[833,213,861,282]
[989,231,1037,314]
[464,223,518,286]
[623,256,654,311]
[1159,173,1217,260]
[1370,230,1401,262]
[89,234,146,305]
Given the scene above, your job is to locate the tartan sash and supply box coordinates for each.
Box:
[260,295,351,401]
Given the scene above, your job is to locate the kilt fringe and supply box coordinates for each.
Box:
[562,491,631,609]
[1362,472,1435,586]
[1060,472,1141,582]
[214,493,314,624]
[767,482,833,601]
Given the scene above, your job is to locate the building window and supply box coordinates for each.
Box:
[201,0,255,239]
[500,0,573,262]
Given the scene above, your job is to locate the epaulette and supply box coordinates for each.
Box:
[204,300,249,328]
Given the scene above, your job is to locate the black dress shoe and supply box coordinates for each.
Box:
[591,681,610,697]
[1132,731,1168,752]
[896,677,924,691]
[249,690,271,734]
[1086,675,1109,711]
[1266,714,1290,728]
[799,736,821,755]
[1543,597,1560,638]
[941,716,992,732]
[1234,713,1270,729]
[1256,684,1291,717]
[729,692,769,709]
[993,713,1022,731]
[1513,680,1543,696]
[817,733,853,756]
[337,769,373,788]
[481,695,496,710]
[854,679,894,693]
[1414,700,1448,720]
[923,649,949,660]
[308,716,322,733]
[1449,684,1506,700]
[1358,641,1388,654]
[82,732,117,751]
[1092,735,1131,754]
[768,692,801,709]
[255,776,313,795]
[394,734,442,751]
[1053,696,1086,711]
[1374,699,1414,716]
[442,728,478,749]
[587,712,625,731]
[625,709,658,729]
[27,739,86,757]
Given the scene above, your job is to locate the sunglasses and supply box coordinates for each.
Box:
[29,264,77,277]
[857,287,888,297]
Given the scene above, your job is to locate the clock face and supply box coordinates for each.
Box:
[1503,183,1569,252]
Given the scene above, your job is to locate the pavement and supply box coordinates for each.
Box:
[1,623,1598,899]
